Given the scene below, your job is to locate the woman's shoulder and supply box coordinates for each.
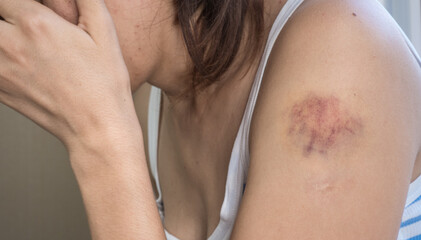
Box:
[249,0,421,157]
[231,2,421,238]
[252,0,421,135]
[273,0,410,62]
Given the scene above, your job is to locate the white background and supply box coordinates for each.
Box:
[379,0,421,53]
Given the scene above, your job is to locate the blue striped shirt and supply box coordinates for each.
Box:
[399,171,421,239]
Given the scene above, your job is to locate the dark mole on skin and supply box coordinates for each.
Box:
[288,94,363,157]
[352,12,357,16]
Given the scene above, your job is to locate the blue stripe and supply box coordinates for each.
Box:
[401,214,421,228]
[407,194,421,209]
[407,234,421,240]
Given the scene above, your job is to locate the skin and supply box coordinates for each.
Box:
[288,94,364,156]
[42,0,191,93]
[1,0,421,239]
[234,1,421,239]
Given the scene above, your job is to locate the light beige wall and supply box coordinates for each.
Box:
[0,83,152,240]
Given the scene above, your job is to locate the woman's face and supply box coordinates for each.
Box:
[42,0,175,91]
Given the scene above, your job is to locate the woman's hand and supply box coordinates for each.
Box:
[0,0,136,152]
[0,5,166,238]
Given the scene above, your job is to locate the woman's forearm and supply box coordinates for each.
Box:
[0,1,165,238]
[69,120,165,240]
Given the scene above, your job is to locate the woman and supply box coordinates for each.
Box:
[0,0,420,239]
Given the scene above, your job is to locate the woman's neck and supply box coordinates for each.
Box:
[150,0,287,110]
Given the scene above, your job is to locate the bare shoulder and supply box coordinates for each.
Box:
[230,0,421,238]
[251,0,421,154]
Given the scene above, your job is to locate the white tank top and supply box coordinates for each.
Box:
[147,0,421,239]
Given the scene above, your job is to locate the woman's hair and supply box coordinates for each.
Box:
[173,0,264,97]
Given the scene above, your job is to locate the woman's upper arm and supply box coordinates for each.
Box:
[231,0,421,239]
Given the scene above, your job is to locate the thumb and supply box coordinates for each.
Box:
[75,0,118,46]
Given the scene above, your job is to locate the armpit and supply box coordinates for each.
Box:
[287,94,363,157]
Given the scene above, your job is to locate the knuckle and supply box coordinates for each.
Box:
[20,11,52,36]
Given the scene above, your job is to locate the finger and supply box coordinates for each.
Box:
[0,0,20,23]
[0,15,14,38]
[0,12,11,29]
[75,0,118,46]
[0,0,40,24]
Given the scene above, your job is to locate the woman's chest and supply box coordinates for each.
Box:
[155,106,244,239]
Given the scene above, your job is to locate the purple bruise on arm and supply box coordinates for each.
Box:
[288,94,363,157]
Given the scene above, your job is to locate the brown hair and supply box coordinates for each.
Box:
[173,0,264,97]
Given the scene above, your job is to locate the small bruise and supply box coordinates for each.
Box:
[287,94,363,157]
